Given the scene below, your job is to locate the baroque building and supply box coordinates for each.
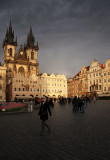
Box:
[79,66,89,97]
[67,72,79,98]
[102,59,110,96]
[88,59,105,96]
[40,73,67,98]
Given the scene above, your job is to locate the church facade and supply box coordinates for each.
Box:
[0,21,67,101]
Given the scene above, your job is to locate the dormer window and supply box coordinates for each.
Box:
[31,52,34,59]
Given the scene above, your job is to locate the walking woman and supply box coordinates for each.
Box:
[38,97,52,136]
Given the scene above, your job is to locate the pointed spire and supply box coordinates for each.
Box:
[9,21,12,32]
[26,27,35,48]
[3,21,17,47]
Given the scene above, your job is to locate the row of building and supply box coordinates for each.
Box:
[0,21,67,102]
[68,58,110,98]
[0,21,110,102]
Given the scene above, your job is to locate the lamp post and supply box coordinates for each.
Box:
[39,78,42,98]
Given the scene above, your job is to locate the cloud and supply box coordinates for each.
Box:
[0,0,110,78]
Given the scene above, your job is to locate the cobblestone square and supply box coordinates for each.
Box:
[0,100,110,160]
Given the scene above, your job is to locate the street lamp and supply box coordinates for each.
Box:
[39,78,42,98]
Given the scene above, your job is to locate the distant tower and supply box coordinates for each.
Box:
[3,21,17,64]
[25,27,39,75]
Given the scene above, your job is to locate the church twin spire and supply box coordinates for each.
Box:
[3,21,39,51]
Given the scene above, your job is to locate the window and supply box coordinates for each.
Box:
[9,48,12,56]
[99,85,101,90]
[18,88,21,91]
[99,79,101,83]
[96,73,98,76]
[0,85,2,90]
[104,79,106,83]
[23,88,25,91]
[37,88,39,92]
[31,52,34,59]
[104,87,106,91]
[14,88,16,91]
[96,80,98,84]
[104,73,106,76]
[0,75,2,79]
[108,72,110,75]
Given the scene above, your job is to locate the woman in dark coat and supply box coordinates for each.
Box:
[38,97,52,136]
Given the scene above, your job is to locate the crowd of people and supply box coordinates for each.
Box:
[35,95,96,136]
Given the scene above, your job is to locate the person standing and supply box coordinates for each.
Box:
[38,97,52,136]
[72,96,78,112]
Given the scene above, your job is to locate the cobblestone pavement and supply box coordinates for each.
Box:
[0,100,110,160]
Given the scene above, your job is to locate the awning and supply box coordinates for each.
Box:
[98,94,110,97]
[15,96,34,99]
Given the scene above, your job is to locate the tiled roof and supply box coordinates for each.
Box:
[99,64,105,69]
[85,66,90,70]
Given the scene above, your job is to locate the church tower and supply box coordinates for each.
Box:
[3,21,17,84]
[25,27,39,75]
[3,21,17,64]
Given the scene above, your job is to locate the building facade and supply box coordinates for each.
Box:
[88,59,105,96]
[0,66,6,102]
[102,59,110,96]
[67,73,79,98]
[40,73,67,98]
[79,66,89,97]
[3,21,40,101]
[0,21,67,101]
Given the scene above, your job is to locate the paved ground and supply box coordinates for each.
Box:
[0,100,110,160]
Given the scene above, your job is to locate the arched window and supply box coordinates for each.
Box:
[18,67,25,75]
[31,52,34,59]
[9,48,12,57]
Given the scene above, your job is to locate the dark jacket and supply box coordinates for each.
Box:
[38,101,51,121]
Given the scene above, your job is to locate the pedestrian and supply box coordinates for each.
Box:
[93,96,96,104]
[72,96,78,112]
[38,97,52,136]
[81,98,85,113]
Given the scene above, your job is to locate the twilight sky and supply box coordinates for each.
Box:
[0,0,110,78]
